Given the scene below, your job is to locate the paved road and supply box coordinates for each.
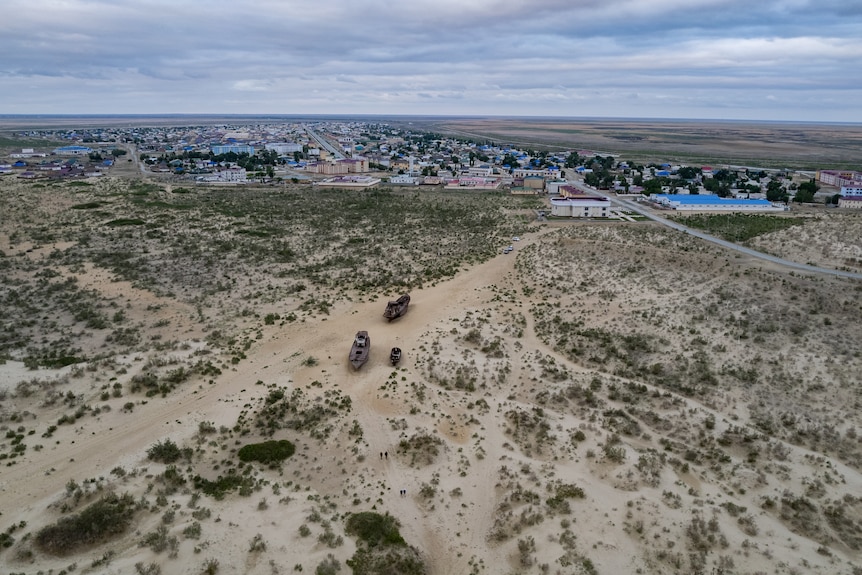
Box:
[304,125,346,160]
[565,180,862,280]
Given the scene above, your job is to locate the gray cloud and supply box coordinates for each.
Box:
[1,0,860,120]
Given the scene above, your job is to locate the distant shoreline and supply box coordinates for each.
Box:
[1,114,860,129]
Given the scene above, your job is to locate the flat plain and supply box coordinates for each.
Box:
[421,117,862,169]
[1,118,862,575]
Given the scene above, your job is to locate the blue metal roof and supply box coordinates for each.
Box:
[655,194,772,206]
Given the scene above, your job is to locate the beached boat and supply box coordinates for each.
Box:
[349,331,370,369]
[390,347,402,365]
[383,294,410,321]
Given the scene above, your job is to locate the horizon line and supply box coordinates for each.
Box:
[1,113,860,127]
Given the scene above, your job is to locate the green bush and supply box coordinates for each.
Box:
[35,493,136,554]
[192,474,256,500]
[237,439,296,465]
[147,439,183,463]
[345,512,405,548]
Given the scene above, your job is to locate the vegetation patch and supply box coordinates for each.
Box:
[672,213,805,242]
[397,432,444,467]
[345,511,427,575]
[237,439,296,465]
[104,217,146,227]
[192,473,257,500]
[346,511,406,548]
[35,492,137,555]
[71,201,104,209]
[147,439,188,464]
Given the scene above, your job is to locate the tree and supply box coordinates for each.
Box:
[793,187,816,203]
[798,179,819,195]
[643,179,662,196]
[793,179,818,203]
[713,169,735,183]
[500,154,519,169]
[766,180,788,203]
[677,166,700,180]
[564,152,580,168]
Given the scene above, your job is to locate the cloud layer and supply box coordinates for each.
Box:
[2,0,861,121]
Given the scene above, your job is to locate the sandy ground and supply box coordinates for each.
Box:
[0,234,551,574]
[0,218,862,574]
[0,173,862,575]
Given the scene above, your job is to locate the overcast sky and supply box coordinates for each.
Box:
[2,0,861,122]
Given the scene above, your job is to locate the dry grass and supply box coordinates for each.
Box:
[3,173,862,574]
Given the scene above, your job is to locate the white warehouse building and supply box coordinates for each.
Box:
[550,196,611,218]
[265,142,303,154]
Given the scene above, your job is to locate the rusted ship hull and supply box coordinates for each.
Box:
[383,294,410,321]
[349,331,370,369]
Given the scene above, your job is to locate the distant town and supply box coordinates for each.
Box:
[2,120,861,215]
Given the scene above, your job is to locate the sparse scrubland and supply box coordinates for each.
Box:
[2,174,862,575]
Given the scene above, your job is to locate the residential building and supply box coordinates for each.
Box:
[444,177,501,190]
[550,196,611,218]
[389,174,418,185]
[512,168,554,179]
[818,170,862,188]
[313,175,380,188]
[53,145,92,155]
[838,197,862,209]
[523,176,545,190]
[202,166,247,183]
[211,144,254,155]
[265,142,302,154]
[420,176,442,186]
[466,165,493,177]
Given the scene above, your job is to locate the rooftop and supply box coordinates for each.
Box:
[654,194,772,206]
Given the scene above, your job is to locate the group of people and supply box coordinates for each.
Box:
[379,451,406,496]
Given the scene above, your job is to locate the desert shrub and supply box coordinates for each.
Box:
[345,512,405,548]
[603,443,626,463]
[201,558,219,574]
[140,524,177,554]
[106,218,146,227]
[316,553,341,575]
[135,562,161,575]
[192,473,256,500]
[720,502,747,517]
[249,533,267,552]
[35,493,136,554]
[183,522,202,539]
[347,547,427,575]
[546,482,585,513]
[237,439,296,465]
[397,432,444,467]
[147,439,184,463]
